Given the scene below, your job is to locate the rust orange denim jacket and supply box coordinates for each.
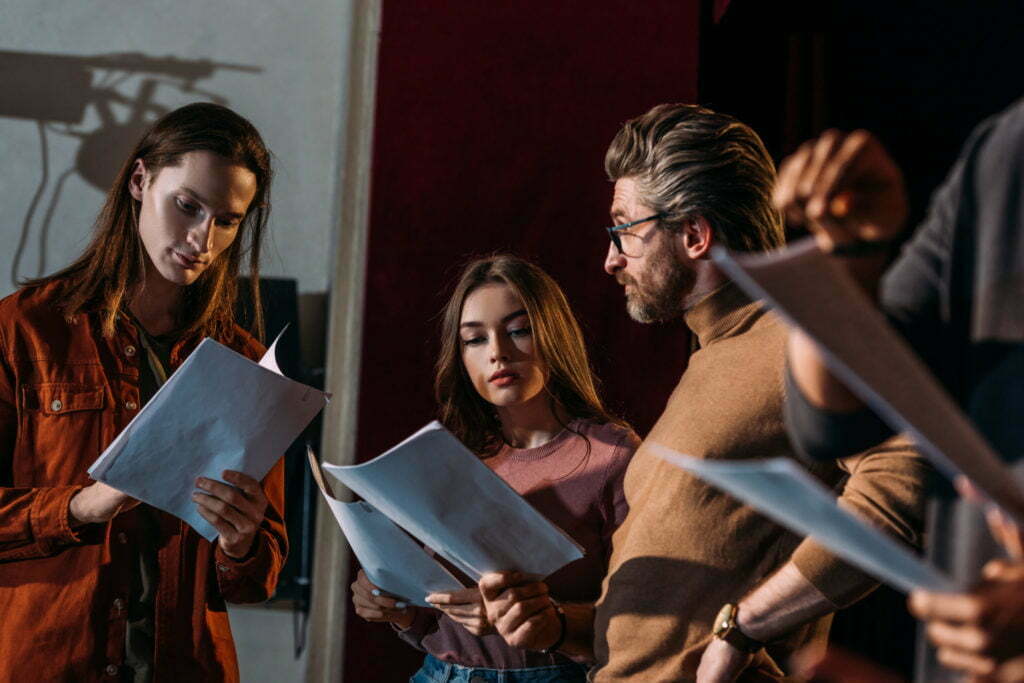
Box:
[0,280,288,682]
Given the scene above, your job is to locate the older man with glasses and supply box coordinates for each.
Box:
[476,103,930,682]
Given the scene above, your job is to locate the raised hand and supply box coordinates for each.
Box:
[774,129,908,252]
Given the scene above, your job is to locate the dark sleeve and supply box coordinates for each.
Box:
[784,367,894,463]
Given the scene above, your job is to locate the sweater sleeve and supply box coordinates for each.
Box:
[789,434,931,607]
[598,428,641,564]
[392,606,443,652]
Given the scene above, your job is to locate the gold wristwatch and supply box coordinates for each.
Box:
[712,603,765,654]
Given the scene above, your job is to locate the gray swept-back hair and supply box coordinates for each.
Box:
[605,103,783,253]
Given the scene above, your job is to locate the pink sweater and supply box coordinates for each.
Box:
[396,418,639,669]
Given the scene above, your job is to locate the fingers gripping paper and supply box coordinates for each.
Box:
[88,332,329,541]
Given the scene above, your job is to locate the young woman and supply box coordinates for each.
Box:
[0,103,287,682]
[350,255,639,682]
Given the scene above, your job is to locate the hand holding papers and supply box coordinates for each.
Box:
[312,422,583,603]
[713,239,1024,525]
[88,332,328,541]
[651,444,960,593]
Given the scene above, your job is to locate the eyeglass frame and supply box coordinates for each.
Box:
[606,213,665,256]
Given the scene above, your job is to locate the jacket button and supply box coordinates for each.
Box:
[50,399,63,412]
[117,532,128,544]
[105,664,118,676]
[113,598,125,610]
[125,345,137,357]
[125,400,138,411]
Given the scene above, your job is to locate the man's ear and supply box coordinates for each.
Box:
[680,216,715,260]
[128,159,148,202]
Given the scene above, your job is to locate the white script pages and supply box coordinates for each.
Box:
[316,421,584,603]
[713,239,1024,525]
[652,445,960,593]
[307,447,462,606]
[89,331,329,541]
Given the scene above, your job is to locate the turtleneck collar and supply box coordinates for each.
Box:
[683,280,762,349]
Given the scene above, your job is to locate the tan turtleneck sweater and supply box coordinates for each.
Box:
[591,282,929,682]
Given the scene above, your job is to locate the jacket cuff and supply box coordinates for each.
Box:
[214,533,273,584]
[30,485,86,553]
[790,537,879,609]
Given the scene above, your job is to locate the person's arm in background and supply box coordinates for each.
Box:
[775,126,978,462]
[773,129,908,419]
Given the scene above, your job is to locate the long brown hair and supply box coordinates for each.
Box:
[435,254,625,456]
[25,102,272,342]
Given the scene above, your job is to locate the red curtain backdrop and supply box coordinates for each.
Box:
[344,2,701,678]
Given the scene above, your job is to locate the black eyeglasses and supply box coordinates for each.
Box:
[606,213,664,256]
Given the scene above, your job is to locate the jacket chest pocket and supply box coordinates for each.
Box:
[18,383,108,486]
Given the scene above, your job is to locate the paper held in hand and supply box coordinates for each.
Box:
[311,421,584,604]
[88,330,329,541]
[307,447,462,606]
[712,239,1024,525]
[651,444,960,594]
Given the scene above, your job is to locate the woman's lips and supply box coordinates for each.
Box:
[489,369,519,386]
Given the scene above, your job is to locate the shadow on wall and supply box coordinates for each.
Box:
[0,50,261,288]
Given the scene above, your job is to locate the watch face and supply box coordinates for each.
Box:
[713,603,735,637]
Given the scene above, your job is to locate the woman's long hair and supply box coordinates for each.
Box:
[435,254,625,456]
[25,102,272,342]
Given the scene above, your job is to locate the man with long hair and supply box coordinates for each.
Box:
[477,104,929,681]
[0,103,286,682]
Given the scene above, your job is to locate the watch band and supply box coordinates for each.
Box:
[540,601,567,654]
[713,603,765,654]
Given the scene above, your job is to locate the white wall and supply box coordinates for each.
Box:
[1,3,358,681]
[0,0,354,298]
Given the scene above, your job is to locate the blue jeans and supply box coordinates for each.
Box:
[410,654,589,683]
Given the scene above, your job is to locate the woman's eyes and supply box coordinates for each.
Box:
[461,327,530,346]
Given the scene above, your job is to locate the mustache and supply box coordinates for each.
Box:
[616,272,637,288]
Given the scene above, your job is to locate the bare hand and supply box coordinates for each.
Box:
[68,481,133,525]
[192,470,268,559]
[426,586,492,636]
[478,572,560,650]
[773,129,908,251]
[696,637,754,683]
[909,560,1024,678]
[350,569,415,629]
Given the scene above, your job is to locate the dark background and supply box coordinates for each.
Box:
[343,0,1024,678]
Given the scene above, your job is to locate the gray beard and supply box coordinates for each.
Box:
[623,238,693,324]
